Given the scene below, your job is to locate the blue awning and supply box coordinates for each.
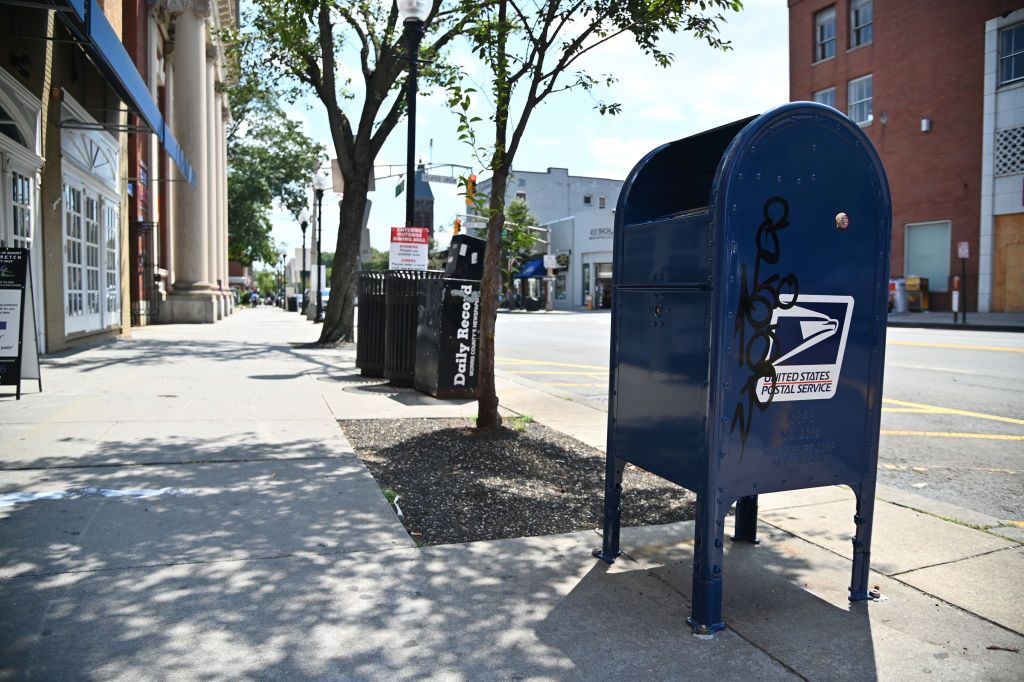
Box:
[514,257,546,279]
[44,0,195,186]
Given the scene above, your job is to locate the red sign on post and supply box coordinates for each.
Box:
[389,227,430,270]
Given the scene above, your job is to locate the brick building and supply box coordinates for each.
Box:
[0,0,234,357]
[788,0,1024,312]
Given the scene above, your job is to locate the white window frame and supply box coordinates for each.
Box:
[62,174,120,334]
[848,74,873,125]
[815,6,836,63]
[850,0,873,49]
[905,221,952,293]
[598,195,607,209]
[60,92,121,336]
[583,194,593,206]
[0,70,44,349]
[999,23,1024,86]
[515,191,527,202]
[813,86,837,109]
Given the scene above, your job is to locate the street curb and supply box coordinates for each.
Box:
[496,371,1010,542]
[887,321,1024,333]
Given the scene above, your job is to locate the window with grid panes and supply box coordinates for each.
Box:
[850,0,873,49]
[11,170,31,249]
[1000,24,1024,86]
[848,75,873,125]
[815,7,836,62]
[813,87,837,109]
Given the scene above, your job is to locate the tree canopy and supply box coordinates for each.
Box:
[225,32,324,266]
[245,0,473,344]
[448,0,744,428]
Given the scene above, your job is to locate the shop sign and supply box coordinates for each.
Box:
[0,248,41,399]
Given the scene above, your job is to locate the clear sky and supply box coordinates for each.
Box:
[265,0,790,263]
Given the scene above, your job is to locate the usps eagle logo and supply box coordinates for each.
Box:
[756,295,854,402]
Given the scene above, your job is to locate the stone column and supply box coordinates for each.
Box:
[220,94,232,313]
[164,0,217,323]
[205,44,223,319]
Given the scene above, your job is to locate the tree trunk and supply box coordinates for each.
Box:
[318,168,369,345]
[476,166,509,429]
[476,0,510,431]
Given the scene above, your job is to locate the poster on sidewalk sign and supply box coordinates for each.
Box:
[389,227,430,270]
[0,248,42,399]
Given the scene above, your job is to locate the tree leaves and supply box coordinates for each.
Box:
[225,30,325,266]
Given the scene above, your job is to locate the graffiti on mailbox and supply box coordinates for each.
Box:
[756,295,854,401]
[730,196,800,458]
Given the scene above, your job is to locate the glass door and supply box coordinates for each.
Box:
[64,184,86,333]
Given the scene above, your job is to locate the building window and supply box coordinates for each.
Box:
[598,195,606,209]
[905,222,951,293]
[63,182,120,334]
[813,87,837,109]
[104,202,120,317]
[64,184,84,321]
[850,0,872,49]
[11,170,32,249]
[515,191,527,202]
[583,194,593,206]
[847,74,873,125]
[999,24,1024,86]
[814,6,836,62]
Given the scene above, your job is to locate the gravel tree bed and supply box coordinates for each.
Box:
[340,417,695,546]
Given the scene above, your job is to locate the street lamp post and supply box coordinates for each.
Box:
[298,209,310,314]
[399,0,430,228]
[313,172,330,322]
[280,251,287,307]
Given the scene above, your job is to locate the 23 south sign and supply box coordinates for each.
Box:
[756,294,854,402]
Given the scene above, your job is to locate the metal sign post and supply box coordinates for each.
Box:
[957,241,969,324]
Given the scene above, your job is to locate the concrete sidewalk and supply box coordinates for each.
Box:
[1,307,1021,680]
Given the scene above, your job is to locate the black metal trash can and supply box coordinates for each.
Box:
[355,272,387,376]
[384,270,443,386]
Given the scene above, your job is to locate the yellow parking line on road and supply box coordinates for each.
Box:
[881,408,939,414]
[510,370,606,377]
[888,340,1024,353]
[883,398,1024,426]
[497,357,606,370]
[881,463,1017,474]
[881,430,1024,441]
[544,382,606,387]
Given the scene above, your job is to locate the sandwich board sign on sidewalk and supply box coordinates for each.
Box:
[389,227,430,270]
[0,248,42,400]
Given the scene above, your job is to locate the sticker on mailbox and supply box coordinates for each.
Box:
[756,295,854,402]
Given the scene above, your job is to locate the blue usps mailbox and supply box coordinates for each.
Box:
[596,102,891,635]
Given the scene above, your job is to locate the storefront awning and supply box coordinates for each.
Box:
[514,257,546,279]
[45,0,195,186]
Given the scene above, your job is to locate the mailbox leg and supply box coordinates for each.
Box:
[688,494,728,636]
[593,456,627,563]
[849,482,877,601]
[731,495,760,544]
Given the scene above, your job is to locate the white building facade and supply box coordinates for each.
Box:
[475,167,623,311]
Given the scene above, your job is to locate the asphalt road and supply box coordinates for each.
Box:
[494,311,1024,522]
